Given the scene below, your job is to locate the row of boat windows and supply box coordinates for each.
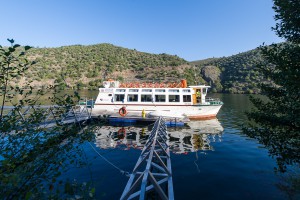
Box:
[114,94,192,102]
[115,89,191,93]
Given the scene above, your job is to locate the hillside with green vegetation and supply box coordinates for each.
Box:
[192,48,264,93]
[20,43,192,90]
[9,42,270,93]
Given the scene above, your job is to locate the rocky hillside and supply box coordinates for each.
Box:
[192,48,264,93]
[9,43,268,93]
[20,43,197,90]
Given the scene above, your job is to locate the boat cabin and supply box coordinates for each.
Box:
[96,80,211,105]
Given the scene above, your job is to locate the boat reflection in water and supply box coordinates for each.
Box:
[170,119,224,154]
[94,119,224,154]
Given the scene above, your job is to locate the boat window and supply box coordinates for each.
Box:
[129,89,139,92]
[183,95,191,102]
[169,95,180,102]
[127,94,138,102]
[116,89,126,93]
[108,94,112,96]
[141,94,152,102]
[168,89,179,93]
[115,94,125,102]
[155,89,165,92]
[182,89,191,93]
[142,89,152,92]
[155,95,166,102]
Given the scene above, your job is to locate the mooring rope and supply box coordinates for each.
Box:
[88,142,131,177]
[74,114,131,177]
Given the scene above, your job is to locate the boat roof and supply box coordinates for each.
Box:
[102,80,211,89]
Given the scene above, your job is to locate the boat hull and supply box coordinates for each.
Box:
[92,103,222,120]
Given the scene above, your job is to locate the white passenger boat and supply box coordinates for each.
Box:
[93,79,223,120]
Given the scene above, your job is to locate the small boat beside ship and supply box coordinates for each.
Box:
[92,79,223,120]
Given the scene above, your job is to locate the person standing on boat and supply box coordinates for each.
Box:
[196,90,201,103]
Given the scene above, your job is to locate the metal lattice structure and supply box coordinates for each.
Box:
[120,117,174,200]
[2,105,91,128]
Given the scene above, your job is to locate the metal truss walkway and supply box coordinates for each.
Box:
[2,104,91,128]
[120,117,174,200]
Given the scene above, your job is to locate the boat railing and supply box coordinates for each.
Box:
[78,98,95,108]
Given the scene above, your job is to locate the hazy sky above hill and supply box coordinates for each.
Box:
[0,0,283,61]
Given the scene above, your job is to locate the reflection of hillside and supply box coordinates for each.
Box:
[94,119,223,154]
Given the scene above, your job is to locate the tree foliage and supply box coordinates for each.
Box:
[0,40,35,118]
[272,0,300,43]
[244,0,300,172]
[0,40,96,199]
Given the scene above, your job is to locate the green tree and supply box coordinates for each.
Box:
[0,39,34,119]
[0,40,96,199]
[244,0,300,172]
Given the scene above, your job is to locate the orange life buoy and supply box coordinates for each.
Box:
[119,106,127,116]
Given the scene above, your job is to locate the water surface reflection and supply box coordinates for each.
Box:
[94,119,224,154]
[64,94,294,199]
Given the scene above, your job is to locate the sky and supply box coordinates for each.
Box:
[0,0,283,61]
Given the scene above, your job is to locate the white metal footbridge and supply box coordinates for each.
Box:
[120,117,174,200]
[1,104,91,128]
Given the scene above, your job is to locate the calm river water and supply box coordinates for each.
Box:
[61,93,294,199]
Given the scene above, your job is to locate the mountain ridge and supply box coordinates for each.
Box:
[11,43,266,93]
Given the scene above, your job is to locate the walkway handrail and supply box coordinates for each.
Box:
[120,117,174,200]
[1,104,91,128]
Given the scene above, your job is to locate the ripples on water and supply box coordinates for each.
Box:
[64,94,293,199]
